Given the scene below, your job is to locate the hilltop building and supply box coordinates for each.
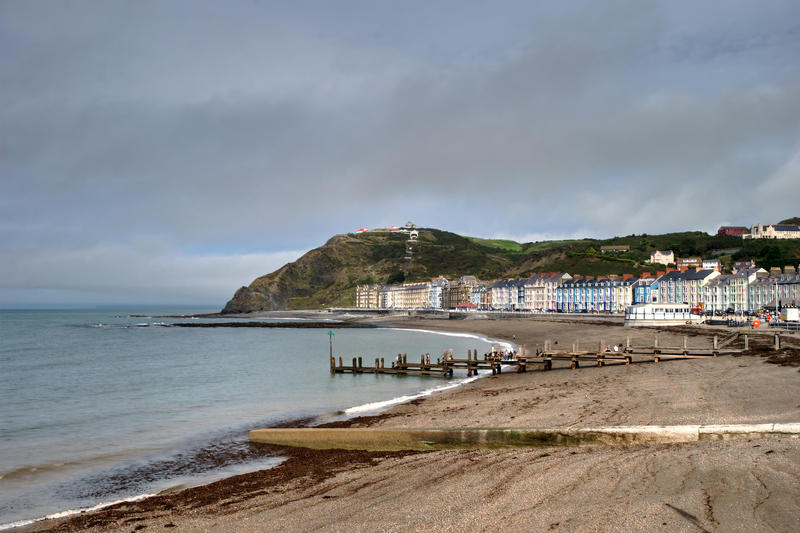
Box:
[744,223,800,239]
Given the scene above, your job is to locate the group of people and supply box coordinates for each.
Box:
[603,344,624,353]
[487,349,517,361]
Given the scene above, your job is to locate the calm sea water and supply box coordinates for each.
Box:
[0,309,504,527]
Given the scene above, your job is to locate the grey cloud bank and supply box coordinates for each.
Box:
[1,1,799,306]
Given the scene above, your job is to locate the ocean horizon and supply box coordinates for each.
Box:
[0,308,508,528]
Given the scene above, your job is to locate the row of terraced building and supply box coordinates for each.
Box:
[355,266,800,313]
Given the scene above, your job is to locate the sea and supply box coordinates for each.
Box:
[0,308,507,528]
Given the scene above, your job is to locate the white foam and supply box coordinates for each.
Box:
[384,327,516,352]
[344,375,481,415]
[0,492,158,531]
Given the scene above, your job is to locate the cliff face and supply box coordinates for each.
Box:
[221,228,524,313]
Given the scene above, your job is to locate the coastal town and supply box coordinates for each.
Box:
[355,222,800,316]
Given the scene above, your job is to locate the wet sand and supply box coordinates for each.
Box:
[22,317,800,532]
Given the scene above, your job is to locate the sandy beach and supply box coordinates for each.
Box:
[21,317,800,532]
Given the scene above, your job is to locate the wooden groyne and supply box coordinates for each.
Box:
[330,332,771,377]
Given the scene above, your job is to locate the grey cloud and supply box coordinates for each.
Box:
[2,0,799,305]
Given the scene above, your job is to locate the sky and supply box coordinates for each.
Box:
[2,1,800,307]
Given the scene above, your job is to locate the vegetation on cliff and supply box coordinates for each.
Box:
[222,224,800,313]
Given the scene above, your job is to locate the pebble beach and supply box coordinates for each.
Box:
[21,316,800,532]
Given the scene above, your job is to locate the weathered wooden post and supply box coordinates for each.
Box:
[545,339,550,352]
[625,355,631,366]
[626,336,631,351]
[375,358,379,370]
[743,334,749,350]
[381,358,385,369]
[403,353,407,365]
[654,336,659,350]
[449,348,453,361]
[713,335,718,350]
[774,333,781,350]
[571,358,579,370]
[352,357,357,370]
[339,356,343,368]
[599,340,603,353]
[330,356,335,373]
[358,356,362,370]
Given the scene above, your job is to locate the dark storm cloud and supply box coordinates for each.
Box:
[2,0,799,305]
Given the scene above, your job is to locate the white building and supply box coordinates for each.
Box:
[650,250,675,265]
[744,224,800,239]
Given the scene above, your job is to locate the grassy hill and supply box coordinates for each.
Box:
[222,224,800,312]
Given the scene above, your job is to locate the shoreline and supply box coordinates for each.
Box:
[7,321,505,531]
[17,316,800,532]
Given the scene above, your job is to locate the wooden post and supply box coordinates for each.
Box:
[713,335,718,349]
[654,336,659,349]
[599,340,603,353]
[449,348,453,361]
[626,336,631,351]
[375,358,379,370]
[545,339,550,352]
[571,358,579,370]
[403,353,407,365]
[352,357,357,370]
[339,356,343,368]
[774,333,781,350]
[330,356,335,373]
[381,358,385,369]
[683,336,688,353]
[358,357,362,369]
[625,356,631,366]
[743,334,749,350]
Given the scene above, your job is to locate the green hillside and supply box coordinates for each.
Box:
[222,224,800,313]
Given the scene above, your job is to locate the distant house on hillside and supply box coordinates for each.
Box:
[732,259,756,272]
[650,250,674,265]
[600,245,630,253]
[717,226,748,236]
[676,257,702,271]
[702,258,721,271]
